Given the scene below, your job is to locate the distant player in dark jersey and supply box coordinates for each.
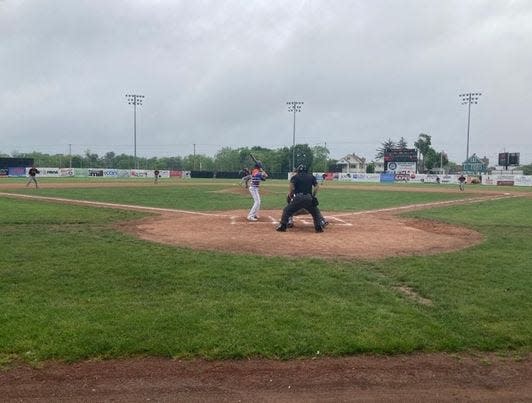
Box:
[276,164,325,232]
[240,167,251,188]
[154,169,160,184]
[458,174,466,191]
[26,166,40,188]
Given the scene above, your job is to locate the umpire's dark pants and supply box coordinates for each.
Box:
[280,194,322,230]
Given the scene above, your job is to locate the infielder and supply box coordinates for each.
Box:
[26,166,40,188]
[458,174,466,191]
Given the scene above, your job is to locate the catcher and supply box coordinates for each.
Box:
[286,193,328,229]
[276,164,325,232]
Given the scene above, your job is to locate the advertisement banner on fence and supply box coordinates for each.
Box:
[88,169,104,177]
[169,170,190,178]
[59,168,74,177]
[406,174,427,183]
[30,167,60,177]
[103,169,118,177]
[380,173,395,183]
[117,169,130,178]
[514,175,532,186]
[131,170,149,178]
[0,168,8,177]
[74,168,89,177]
[8,167,25,177]
[352,173,380,182]
[482,175,513,186]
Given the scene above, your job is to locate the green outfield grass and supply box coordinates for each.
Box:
[0,182,531,364]
[6,178,474,212]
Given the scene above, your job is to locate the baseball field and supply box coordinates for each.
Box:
[1,178,531,400]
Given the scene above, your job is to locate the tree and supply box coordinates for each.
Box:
[84,149,100,168]
[414,133,432,157]
[414,133,432,172]
[183,154,214,171]
[397,137,408,149]
[366,162,375,173]
[424,148,438,170]
[327,159,339,172]
[104,152,116,168]
[375,138,396,159]
[522,164,532,175]
[311,145,330,172]
[214,147,240,171]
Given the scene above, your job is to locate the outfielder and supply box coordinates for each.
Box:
[26,166,40,188]
[276,164,325,232]
[247,162,268,221]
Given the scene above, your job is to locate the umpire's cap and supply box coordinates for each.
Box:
[296,164,307,173]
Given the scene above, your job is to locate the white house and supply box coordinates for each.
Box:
[372,160,385,173]
[336,154,367,173]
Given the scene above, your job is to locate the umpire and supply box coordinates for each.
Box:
[276,164,325,233]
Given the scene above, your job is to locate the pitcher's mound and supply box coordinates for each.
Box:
[119,209,482,260]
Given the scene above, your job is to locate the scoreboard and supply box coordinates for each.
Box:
[498,152,520,167]
[384,149,418,162]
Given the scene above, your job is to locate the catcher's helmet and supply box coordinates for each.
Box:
[296,164,307,173]
[254,161,263,169]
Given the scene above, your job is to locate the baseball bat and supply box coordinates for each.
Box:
[249,153,268,174]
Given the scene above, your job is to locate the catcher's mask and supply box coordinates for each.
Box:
[296,164,307,173]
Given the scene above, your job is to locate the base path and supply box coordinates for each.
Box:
[1,354,531,401]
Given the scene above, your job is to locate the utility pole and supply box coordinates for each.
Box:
[193,143,196,170]
[125,94,145,169]
[287,101,304,171]
[459,92,481,161]
[69,144,72,168]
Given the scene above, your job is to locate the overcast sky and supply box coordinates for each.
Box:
[2,0,531,164]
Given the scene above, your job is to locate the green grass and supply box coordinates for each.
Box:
[5,179,472,211]
[0,184,531,364]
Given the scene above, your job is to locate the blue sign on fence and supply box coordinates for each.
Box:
[380,173,395,183]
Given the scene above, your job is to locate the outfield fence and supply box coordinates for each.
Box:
[1,167,531,187]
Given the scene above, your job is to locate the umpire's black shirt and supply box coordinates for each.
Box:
[291,172,317,195]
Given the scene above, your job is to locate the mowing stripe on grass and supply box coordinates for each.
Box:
[0,192,518,220]
[333,193,517,217]
[0,192,229,217]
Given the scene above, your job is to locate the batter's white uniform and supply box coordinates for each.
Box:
[247,168,267,221]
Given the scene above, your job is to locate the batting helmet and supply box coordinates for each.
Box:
[296,164,307,173]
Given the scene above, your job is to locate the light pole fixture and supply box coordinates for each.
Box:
[459,92,481,161]
[287,101,304,171]
[125,93,145,169]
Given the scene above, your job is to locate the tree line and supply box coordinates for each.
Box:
[2,144,335,173]
[4,134,529,174]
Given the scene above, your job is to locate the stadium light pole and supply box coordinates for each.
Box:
[459,92,481,161]
[125,94,145,169]
[287,101,304,171]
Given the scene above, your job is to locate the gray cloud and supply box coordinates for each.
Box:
[2,0,531,164]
